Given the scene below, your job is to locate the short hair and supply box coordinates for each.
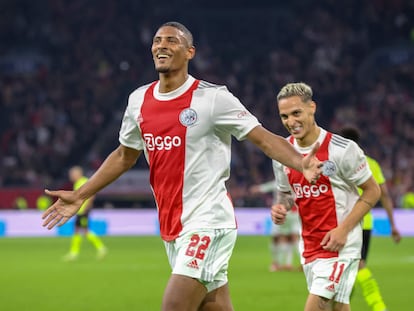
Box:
[277,82,313,103]
[339,127,361,143]
[160,21,194,47]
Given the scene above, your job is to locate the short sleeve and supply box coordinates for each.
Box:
[339,141,372,186]
[212,87,261,141]
[118,105,145,151]
[272,160,292,192]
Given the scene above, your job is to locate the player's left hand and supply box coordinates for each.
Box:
[302,142,322,184]
[320,227,347,252]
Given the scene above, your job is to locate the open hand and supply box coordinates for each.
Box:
[302,142,322,184]
[42,189,83,230]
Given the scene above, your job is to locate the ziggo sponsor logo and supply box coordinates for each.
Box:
[143,133,182,151]
[293,183,329,198]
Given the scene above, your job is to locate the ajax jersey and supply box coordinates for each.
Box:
[273,128,372,264]
[119,76,260,241]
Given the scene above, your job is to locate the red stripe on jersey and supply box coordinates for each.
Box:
[288,133,338,263]
[139,80,200,241]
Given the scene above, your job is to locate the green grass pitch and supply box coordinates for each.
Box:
[0,235,412,311]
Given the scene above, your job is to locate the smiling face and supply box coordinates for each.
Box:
[278,95,319,147]
[151,25,195,75]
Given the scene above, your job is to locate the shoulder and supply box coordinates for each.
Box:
[330,133,354,150]
[366,155,380,168]
[329,133,363,157]
[196,79,227,90]
[366,156,384,180]
[128,82,155,101]
[195,79,230,97]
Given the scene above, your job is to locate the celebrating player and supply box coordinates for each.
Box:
[271,82,381,311]
[42,22,321,311]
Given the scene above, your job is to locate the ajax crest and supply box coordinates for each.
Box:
[179,108,197,127]
[322,160,337,176]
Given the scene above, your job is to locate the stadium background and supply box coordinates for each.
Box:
[1,1,414,311]
[1,0,414,210]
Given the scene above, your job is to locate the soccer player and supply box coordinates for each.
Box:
[340,126,401,311]
[271,82,381,311]
[42,22,322,311]
[250,179,300,272]
[63,166,107,261]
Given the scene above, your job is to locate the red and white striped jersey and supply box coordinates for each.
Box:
[119,76,260,241]
[273,128,371,264]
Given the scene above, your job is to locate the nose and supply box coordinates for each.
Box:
[285,115,297,126]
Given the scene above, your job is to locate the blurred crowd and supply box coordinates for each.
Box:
[1,0,414,208]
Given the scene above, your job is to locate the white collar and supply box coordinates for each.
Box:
[153,75,196,101]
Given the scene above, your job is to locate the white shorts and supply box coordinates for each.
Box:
[271,211,300,236]
[164,228,237,292]
[303,257,359,304]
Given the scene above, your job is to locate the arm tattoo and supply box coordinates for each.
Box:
[275,191,295,210]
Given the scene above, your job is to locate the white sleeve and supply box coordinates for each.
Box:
[118,103,145,151]
[212,87,261,141]
[338,140,372,186]
[272,160,292,192]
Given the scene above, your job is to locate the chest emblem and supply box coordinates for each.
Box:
[322,160,337,177]
[179,108,197,127]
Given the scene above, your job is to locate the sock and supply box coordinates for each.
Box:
[86,231,105,250]
[70,234,82,255]
[357,267,387,311]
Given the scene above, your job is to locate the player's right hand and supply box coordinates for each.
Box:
[42,189,83,230]
[271,204,287,225]
[302,142,322,184]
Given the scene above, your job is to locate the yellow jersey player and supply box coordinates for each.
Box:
[63,166,107,261]
[340,127,401,311]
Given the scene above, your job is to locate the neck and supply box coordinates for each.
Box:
[158,71,189,93]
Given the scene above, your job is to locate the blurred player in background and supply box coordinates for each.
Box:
[340,126,401,311]
[271,82,381,311]
[42,22,322,311]
[250,179,300,272]
[63,166,107,261]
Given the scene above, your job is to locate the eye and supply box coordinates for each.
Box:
[167,37,180,44]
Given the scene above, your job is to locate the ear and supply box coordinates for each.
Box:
[187,46,196,60]
[309,100,317,114]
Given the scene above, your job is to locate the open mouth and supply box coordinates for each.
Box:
[289,126,302,135]
[157,54,170,59]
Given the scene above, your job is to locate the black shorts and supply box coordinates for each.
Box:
[361,229,372,261]
[75,213,89,229]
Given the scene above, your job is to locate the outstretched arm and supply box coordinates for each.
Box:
[42,145,142,229]
[247,125,321,184]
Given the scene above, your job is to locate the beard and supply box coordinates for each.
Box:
[156,66,170,73]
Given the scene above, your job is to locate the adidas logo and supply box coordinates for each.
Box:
[186,259,199,270]
[326,283,335,292]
